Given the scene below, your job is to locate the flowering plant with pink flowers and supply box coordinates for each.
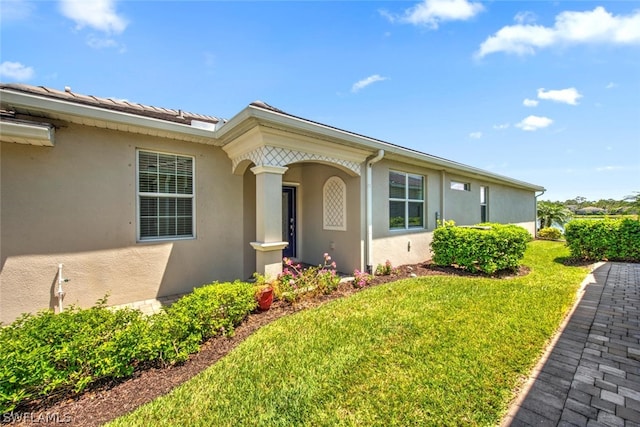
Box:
[277,253,340,302]
[352,269,372,288]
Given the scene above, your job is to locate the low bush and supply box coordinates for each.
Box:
[275,254,340,302]
[431,221,532,274]
[0,301,151,414]
[0,282,256,414]
[538,227,563,240]
[564,218,640,261]
[375,260,395,276]
[352,269,373,288]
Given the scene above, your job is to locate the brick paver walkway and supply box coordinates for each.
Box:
[503,262,640,426]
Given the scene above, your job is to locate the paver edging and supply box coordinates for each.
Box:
[499,261,606,426]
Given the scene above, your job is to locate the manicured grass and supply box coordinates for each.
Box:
[109,241,589,426]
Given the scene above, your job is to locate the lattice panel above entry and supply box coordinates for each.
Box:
[232,146,361,176]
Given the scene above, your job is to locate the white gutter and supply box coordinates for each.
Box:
[366,150,384,273]
[534,189,546,237]
[217,104,545,192]
[440,170,446,225]
[0,120,55,146]
[0,88,220,145]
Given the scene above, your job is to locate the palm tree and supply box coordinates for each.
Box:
[537,201,572,230]
[624,191,640,215]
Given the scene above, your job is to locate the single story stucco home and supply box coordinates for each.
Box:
[0,83,545,324]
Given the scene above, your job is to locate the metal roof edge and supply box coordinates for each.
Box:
[0,86,221,144]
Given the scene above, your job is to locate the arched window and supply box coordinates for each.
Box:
[323,176,346,231]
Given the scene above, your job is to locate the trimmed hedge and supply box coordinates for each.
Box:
[149,281,257,364]
[538,227,563,241]
[431,222,532,274]
[0,281,256,414]
[564,218,640,261]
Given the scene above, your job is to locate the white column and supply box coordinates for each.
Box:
[250,165,289,279]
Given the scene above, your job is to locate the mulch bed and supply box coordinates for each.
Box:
[4,261,529,426]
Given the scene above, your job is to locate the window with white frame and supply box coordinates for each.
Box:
[137,150,194,240]
[480,186,488,222]
[451,180,471,191]
[323,176,346,231]
[389,171,424,230]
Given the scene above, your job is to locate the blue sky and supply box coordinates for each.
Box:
[1,0,639,202]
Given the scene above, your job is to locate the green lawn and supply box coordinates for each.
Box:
[109,241,589,426]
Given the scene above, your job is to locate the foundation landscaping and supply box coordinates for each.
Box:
[0,222,602,425]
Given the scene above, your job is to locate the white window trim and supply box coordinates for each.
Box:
[136,148,196,242]
[480,185,488,222]
[323,176,347,231]
[389,170,425,231]
[451,180,471,191]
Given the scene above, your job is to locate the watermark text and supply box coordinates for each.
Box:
[2,412,72,424]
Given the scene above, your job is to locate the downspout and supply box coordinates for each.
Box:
[534,189,546,237]
[366,149,385,274]
[440,170,446,225]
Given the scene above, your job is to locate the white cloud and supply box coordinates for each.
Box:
[523,98,539,107]
[605,82,618,89]
[0,0,34,22]
[469,131,482,139]
[514,11,537,25]
[476,6,640,58]
[0,61,34,81]
[493,123,509,130]
[382,0,484,29]
[86,35,118,49]
[351,74,388,93]
[537,87,582,105]
[596,166,623,172]
[515,115,553,131]
[59,0,128,34]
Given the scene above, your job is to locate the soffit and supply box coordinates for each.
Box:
[0,86,223,146]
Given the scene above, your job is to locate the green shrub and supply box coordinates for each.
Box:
[0,282,256,414]
[276,254,340,302]
[0,302,151,413]
[431,222,532,274]
[564,218,640,261]
[375,260,395,276]
[538,227,563,240]
[152,281,257,362]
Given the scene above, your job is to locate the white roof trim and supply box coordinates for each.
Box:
[1,86,543,191]
[217,105,545,192]
[0,119,55,146]
[0,88,221,146]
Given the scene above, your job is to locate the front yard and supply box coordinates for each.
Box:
[108,241,589,426]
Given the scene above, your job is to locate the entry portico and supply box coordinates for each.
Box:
[220,103,370,278]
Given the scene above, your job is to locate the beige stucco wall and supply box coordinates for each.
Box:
[1,123,245,324]
[484,182,537,235]
[445,174,480,225]
[368,160,537,268]
[369,159,441,267]
[242,169,257,280]
[445,177,536,231]
[286,163,362,274]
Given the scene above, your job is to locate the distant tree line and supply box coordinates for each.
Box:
[537,192,639,231]
[541,192,640,216]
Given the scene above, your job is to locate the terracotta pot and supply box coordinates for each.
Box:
[257,287,274,311]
